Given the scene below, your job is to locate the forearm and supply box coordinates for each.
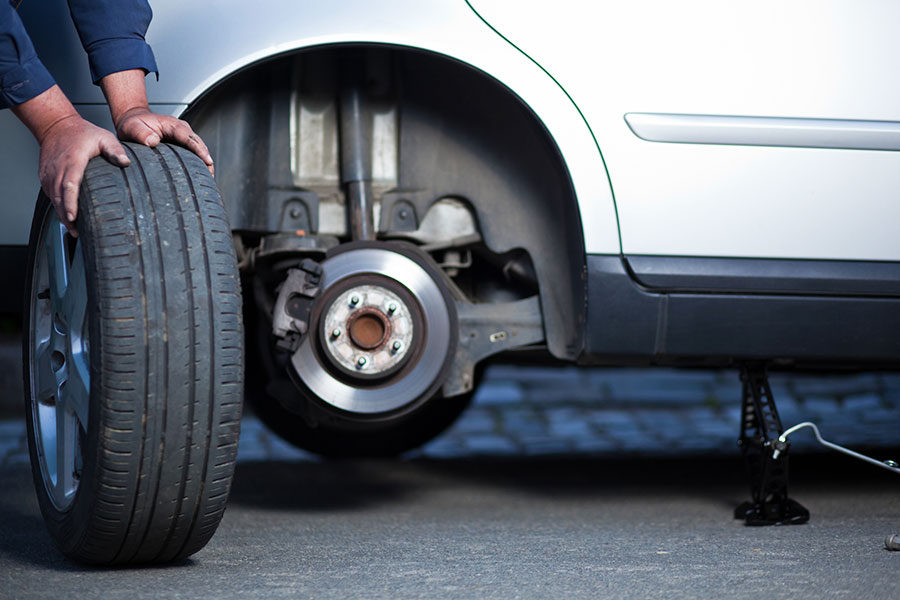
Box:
[11,85,81,144]
[99,69,150,128]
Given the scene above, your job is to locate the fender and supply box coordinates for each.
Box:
[17,0,619,255]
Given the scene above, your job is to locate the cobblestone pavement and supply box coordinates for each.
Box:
[4,364,900,468]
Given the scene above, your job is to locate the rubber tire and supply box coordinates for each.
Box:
[23,143,243,565]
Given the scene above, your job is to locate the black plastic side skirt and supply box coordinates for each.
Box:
[582,255,900,367]
[626,254,900,297]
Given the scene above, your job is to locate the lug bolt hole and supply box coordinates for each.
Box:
[53,313,68,335]
[51,350,66,372]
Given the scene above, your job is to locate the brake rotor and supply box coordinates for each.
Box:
[289,242,457,416]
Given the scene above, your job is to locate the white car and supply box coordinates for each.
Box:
[7,0,899,563]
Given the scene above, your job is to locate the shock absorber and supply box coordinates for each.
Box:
[339,51,376,241]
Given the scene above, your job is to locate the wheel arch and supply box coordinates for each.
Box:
[183,41,599,359]
[132,1,620,256]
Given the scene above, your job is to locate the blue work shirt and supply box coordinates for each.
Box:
[0,0,158,109]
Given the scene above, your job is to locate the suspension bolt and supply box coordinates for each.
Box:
[356,356,368,369]
[391,340,403,354]
[350,295,360,307]
[330,328,342,340]
[387,303,397,315]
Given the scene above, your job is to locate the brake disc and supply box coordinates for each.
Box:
[280,243,457,416]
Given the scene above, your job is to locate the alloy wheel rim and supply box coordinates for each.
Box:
[29,212,90,511]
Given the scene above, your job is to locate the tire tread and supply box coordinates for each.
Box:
[26,142,243,565]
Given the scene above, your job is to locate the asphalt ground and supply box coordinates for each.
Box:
[2,329,900,598]
[2,452,899,599]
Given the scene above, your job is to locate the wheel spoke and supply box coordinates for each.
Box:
[65,354,90,433]
[34,340,60,403]
[62,241,87,327]
[43,218,70,311]
[62,240,90,431]
[54,404,77,505]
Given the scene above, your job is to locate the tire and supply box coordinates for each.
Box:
[23,143,243,565]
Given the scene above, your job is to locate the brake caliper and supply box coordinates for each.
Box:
[271,259,323,353]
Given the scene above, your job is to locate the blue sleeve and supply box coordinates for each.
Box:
[67,0,158,84]
[0,1,56,109]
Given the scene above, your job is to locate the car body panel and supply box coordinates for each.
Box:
[0,111,40,246]
[4,0,898,368]
[470,0,900,261]
[10,0,620,253]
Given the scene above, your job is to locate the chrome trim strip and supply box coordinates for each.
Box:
[624,113,900,151]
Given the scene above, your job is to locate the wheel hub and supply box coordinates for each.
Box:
[321,284,414,376]
[288,244,456,416]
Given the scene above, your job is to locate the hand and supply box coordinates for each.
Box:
[37,115,131,236]
[12,85,131,237]
[100,69,214,176]
[115,107,215,175]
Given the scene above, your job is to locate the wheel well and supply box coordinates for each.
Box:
[183,44,587,360]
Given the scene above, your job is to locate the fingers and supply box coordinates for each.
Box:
[99,135,131,168]
[43,163,85,238]
[118,111,216,176]
[118,115,160,147]
[43,185,75,237]
[161,118,215,174]
[37,118,124,238]
[59,158,87,236]
[39,163,78,238]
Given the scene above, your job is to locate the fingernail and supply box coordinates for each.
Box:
[147,134,160,145]
[66,212,76,222]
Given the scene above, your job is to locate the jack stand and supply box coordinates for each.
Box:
[734,365,810,526]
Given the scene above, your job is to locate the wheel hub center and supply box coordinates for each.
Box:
[348,309,390,350]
